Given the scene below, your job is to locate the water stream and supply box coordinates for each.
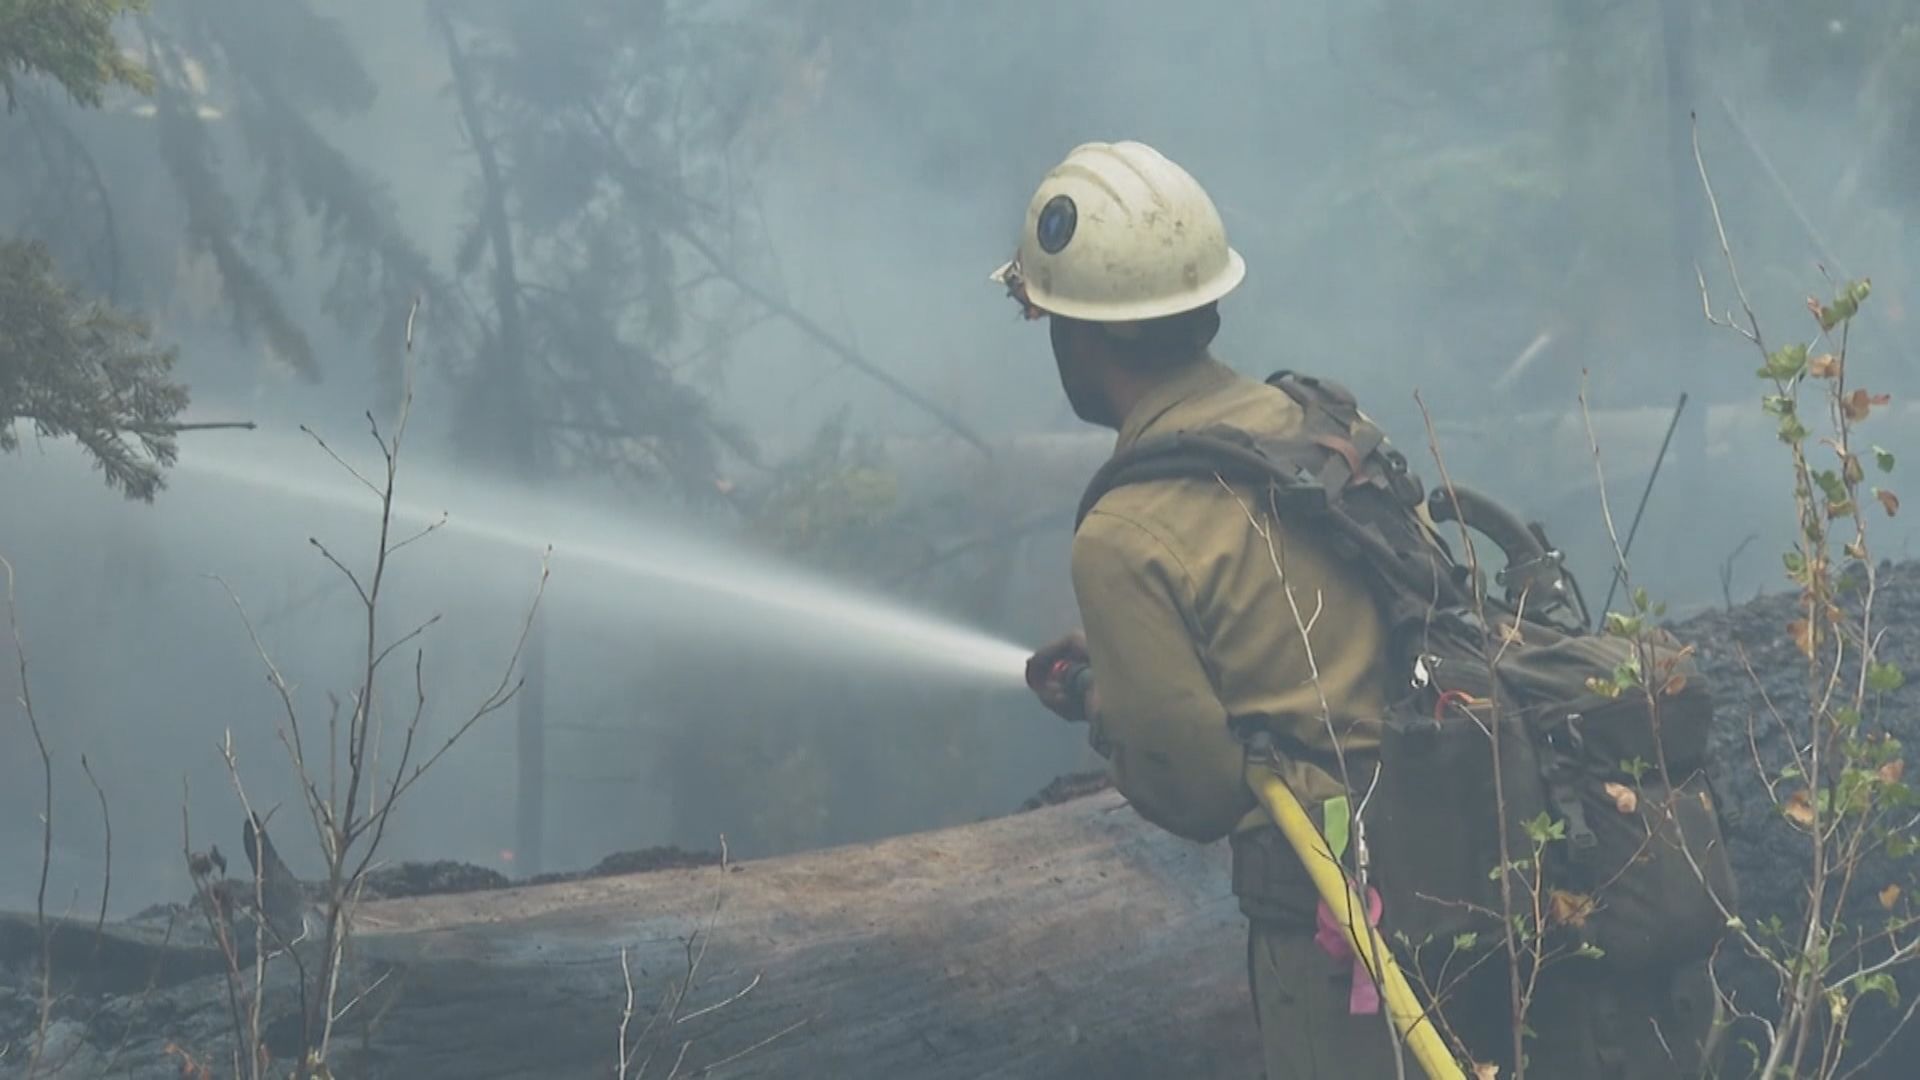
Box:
[172,433,1036,689]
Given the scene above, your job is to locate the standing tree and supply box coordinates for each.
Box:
[134,0,455,404]
[0,238,188,501]
[0,0,196,500]
[3,1,455,415]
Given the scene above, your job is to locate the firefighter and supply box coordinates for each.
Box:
[1000,139,1407,1078]
[1002,141,1718,1078]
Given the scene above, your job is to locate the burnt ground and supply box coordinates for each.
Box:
[0,844,726,1077]
[1681,560,1920,1076]
[358,844,724,900]
[1019,769,1112,811]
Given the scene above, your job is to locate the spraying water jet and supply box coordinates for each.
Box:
[171,433,1036,689]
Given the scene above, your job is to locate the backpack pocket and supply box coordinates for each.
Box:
[1367,693,1550,974]
[1565,769,1738,972]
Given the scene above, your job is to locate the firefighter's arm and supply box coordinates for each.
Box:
[1070,510,1255,844]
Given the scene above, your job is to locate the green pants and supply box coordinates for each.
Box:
[1248,922,1724,1079]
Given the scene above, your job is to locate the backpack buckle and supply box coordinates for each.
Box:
[1240,728,1285,770]
[1549,712,1587,753]
[1410,653,1442,691]
[1550,775,1599,855]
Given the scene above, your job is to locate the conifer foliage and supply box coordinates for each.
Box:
[0,0,189,500]
[0,237,186,500]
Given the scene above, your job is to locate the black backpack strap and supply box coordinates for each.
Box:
[1268,370,1420,505]
[1075,426,1473,620]
[1075,426,1322,529]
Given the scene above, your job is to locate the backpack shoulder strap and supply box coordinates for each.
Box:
[1266,369,1419,501]
[1074,425,1326,530]
[1075,376,1474,617]
[1078,369,1421,527]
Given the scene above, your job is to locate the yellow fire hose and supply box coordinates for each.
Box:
[1247,769,1466,1080]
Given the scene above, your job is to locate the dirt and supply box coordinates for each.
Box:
[1020,769,1113,811]
[350,845,725,900]
[360,860,512,900]
[1673,559,1920,1075]
[528,845,723,885]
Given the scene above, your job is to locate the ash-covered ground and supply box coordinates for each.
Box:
[0,843,726,1079]
[1687,561,1920,1077]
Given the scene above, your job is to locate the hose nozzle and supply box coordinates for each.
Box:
[1032,658,1093,718]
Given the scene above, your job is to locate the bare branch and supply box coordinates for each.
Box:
[330,968,394,1026]
[220,732,272,1080]
[207,574,331,860]
[387,513,449,557]
[618,947,639,1079]
[690,1017,812,1077]
[2,553,57,1077]
[675,973,764,1026]
[308,537,372,610]
[371,613,444,674]
[1692,112,1769,358]
[80,754,110,944]
[380,554,550,813]
[300,424,383,498]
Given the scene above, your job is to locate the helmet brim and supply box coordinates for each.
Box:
[1010,247,1245,323]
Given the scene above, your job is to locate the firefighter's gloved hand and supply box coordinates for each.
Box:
[1026,631,1095,724]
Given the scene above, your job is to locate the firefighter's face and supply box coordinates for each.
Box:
[1050,317,1118,429]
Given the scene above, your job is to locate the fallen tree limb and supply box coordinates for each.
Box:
[1,793,1256,1079]
[348,790,1252,1078]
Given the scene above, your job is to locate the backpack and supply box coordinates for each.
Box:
[1075,370,1738,976]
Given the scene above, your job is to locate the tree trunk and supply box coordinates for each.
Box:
[2,792,1259,1079]
[350,790,1253,1079]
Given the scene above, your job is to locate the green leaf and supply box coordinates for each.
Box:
[1762,394,1795,418]
[1452,932,1479,952]
[1604,612,1643,639]
[1818,280,1873,331]
[1632,586,1650,613]
[1779,416,1811,444]
[1573,942,1606,960]
[1524,812,1566,845]
[1322,795,1350,862]
[1816,470,1850,505]
[1868,662,1907,695]
[1860,972,1901,1008]
[1874,446,1896,474]
[1611,654,1644,690]
[1760,343,1809,381]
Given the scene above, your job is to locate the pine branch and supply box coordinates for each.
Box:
[0,239,193,500]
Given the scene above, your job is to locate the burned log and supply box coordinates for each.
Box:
[1,791,1257,1079]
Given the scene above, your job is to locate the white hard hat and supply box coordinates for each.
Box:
[991,141,1245,323]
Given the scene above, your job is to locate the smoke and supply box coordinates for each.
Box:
[3,0,1918,913]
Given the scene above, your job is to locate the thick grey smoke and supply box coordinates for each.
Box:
[3,0,1917,916]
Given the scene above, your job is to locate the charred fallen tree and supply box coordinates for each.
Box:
[0,791,1256,1079]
